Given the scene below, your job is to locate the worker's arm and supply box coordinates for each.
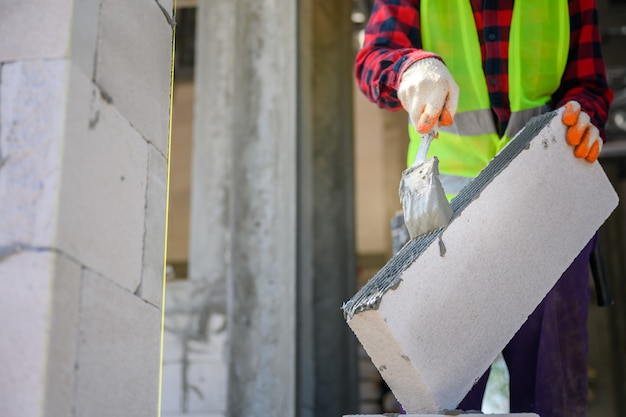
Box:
[355,0,458,133]
[555,0,613,151]
[354,0,436,111]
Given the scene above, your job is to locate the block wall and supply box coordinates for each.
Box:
[0,1,174,415]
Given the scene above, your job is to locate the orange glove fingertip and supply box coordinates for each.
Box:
[586,141,600,162]
[574,128,591,158]
[439,109,453,127]
[562,101,580,127]
[566,127,583,146]
[574,144,588,159]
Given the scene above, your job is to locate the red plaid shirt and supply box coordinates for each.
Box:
[355,0,614,138]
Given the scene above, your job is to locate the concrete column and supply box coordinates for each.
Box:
[173,2,236,416]
[0,1,173,416]
[189,1,357,416]
[189,1,297,416]
[298,1,358,416]
[228,1,297,414]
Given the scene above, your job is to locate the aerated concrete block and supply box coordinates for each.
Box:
[76,269,161,417]
[141,146,168,307]
[0,60,66,248]
[0,0,72,61]
[96,0,173,155]
[69,0,101,78]
[59,65,148,292]
[0,251,81,417]
[160,362,183,414]
[342,110,619,414]
[0,252,54,417]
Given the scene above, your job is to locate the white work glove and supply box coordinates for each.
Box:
[562,100,602,162]
[397,58,460,134]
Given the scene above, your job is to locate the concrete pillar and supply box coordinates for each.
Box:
[298,1,358,416]
[189,0,297,416]
[0,1,173,416]
[227,3,297,415]
[171,3,234,416]
[189,1,357,416]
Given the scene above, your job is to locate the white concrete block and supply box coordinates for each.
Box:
[0,0,72,61]
[186,359,227,413]
[0,252,54,417]
[58,65,148,292]
[0,60,67,248]
[141,146,168,307]
[0,251,81,417]
[75,270,161,417]
[95,0,173,155]
[162,324,185,363]
[42,254,82,417]
[69,0,102,78]
[160,362,183,414]
[343,111,619,413]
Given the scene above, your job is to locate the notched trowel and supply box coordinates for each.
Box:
[399,132,453,239]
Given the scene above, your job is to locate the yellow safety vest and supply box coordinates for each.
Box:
[407,0,569,200]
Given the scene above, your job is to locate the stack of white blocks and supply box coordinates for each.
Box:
[344,109,618,416]
[0,1,173,416]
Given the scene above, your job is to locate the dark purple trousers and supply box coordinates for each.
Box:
[458,235,596,417]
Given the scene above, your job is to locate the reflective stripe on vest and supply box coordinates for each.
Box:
[408,0,569,198]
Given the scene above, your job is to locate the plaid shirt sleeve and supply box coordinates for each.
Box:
[554,0,614,140]
[357,0,613,139]
[354,0,438,111]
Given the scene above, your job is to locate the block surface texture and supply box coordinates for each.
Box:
[342,110,619,414]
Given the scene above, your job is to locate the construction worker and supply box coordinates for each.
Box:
[355,1,613,416]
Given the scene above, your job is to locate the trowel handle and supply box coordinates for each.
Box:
[413,132,435,166]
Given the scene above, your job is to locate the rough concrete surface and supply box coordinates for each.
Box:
[141,145,168,307]
[0,60,66,248]
[0,251,82,417]
[59,65,148,292]
[0,252,55,417]
[75,269,161,417]
[0,0,72,61]
[69,0,101,78]
[96,0,173,155]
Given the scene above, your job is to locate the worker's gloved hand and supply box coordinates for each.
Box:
[397,58,459,134]
[562,100,602,163]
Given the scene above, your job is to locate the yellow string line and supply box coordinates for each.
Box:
[158,1,176,416]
